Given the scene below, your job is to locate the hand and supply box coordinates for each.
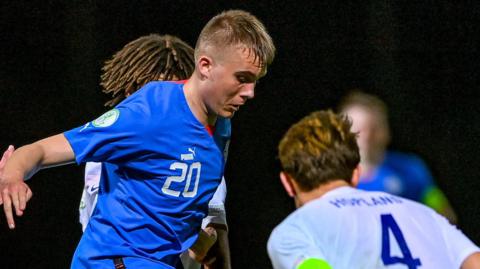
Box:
[188,227,218,264]
[203,223,231,269]
[0,145,33,229]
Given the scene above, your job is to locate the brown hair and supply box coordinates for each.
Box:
[101,34,195,107]
[195,10,275,72]
[278,110,360,191]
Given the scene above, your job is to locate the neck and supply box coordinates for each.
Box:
[295,180,351,207]
[183,76,217,126]
[359,152,385,177]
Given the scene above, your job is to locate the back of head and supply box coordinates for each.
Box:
[101,34,195,107]
[278,110,360,191]
[337,90,389,123]
[195,10,276,72]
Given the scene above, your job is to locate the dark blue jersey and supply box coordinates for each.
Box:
[64,81,224,268]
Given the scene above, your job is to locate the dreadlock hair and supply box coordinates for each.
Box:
[101,34,195,107]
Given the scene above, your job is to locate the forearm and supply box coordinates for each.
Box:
[3,134,74,181]
[3,144,45,181]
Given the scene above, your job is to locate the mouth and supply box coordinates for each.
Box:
[228,104,241,112]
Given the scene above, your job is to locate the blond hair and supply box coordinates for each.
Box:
[195,10,275,71]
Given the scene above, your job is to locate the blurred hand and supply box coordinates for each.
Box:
[188,226,218,264]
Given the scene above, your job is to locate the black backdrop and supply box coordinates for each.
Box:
[1,1,479,268]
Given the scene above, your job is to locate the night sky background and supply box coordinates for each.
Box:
[1,1,479,268]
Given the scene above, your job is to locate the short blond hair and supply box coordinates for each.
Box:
[278,110,360,191]
[195,10,275,71]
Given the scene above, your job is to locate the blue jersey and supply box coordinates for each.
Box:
[357,151,435,202]
[64,81,224,269]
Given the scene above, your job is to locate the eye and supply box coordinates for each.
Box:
[236,75,247,83]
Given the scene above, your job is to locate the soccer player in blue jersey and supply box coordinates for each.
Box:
[77,33,231,268]
[338,90,457,223]
[268,110,480,269]
[0,9,275,269]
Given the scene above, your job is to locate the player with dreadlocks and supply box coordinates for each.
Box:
[0,10,275,269]
[100,34,195,107]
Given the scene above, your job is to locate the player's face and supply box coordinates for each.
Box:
[344,106,390,164]
[204,46,264,118]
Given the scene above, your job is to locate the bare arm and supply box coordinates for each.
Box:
[462,252,480,269]
[0,134,74,229]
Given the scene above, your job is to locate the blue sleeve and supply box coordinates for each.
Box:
[64,98,150,164]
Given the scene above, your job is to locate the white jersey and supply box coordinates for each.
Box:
[78,162,101,231]
[268,186,479,269]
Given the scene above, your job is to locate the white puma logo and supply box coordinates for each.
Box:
[181,147,196,161]
[188,147,196,157]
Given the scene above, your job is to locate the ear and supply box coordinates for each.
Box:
[280,172,296,198]
[350,166,361,188]
[197,55,214,80]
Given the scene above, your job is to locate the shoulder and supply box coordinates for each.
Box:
[268,211,308,252]
[116,81,184,118]
[386,151,425,165]
[142,80,182,90]
[270,198,332,242]
[270,209,304,238]
[118,81,182,101]
[385,151,432,176]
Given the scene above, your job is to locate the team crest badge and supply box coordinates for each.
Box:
[92,109,120,127]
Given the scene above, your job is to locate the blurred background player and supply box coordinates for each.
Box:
[268,110,480,269]
[77,34,231,268]
[338,90,457,222]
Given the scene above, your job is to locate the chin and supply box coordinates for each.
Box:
[219,110,235,118]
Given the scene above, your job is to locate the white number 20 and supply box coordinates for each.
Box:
[162,162,202,198]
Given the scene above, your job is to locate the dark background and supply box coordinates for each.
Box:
[1,1,479,268]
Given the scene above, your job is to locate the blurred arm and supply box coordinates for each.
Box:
[204,223,231,269]
[423,186,457,224]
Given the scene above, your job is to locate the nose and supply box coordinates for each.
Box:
[241,83,255,100]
